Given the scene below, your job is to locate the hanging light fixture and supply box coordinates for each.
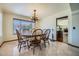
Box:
[31,10,39,22]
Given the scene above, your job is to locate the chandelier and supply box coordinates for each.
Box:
[31,10,39,22]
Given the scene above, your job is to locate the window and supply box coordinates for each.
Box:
[13,18,35,34]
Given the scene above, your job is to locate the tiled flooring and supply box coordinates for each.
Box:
[0,41,79,56]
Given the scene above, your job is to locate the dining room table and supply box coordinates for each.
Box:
[22,33,46,40]
[22,33,46,45]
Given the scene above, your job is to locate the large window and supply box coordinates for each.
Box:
[13,18,35,34]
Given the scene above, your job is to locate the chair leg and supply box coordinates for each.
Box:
[44,41,46,48]
[33,46,35,55]
[39,44,42,50]
[18,43,21,52]
[19,44,21,52]
[24,44,27,50]
[48,40,50,45]
[18,44,19,48]
[27,41,30,49]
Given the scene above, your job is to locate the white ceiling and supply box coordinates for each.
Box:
[0,3,69,19]
[70,3,79,11]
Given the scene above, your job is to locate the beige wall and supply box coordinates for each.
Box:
[3,12,31,41]
[0,8,3,45]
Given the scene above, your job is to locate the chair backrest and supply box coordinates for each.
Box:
[32,29,43,40]
[16,29,23,43]
[44,29,51,39]
[31,28,35,34]
[32,29,43,35]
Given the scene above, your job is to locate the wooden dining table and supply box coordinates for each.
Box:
[22,33,46,46]
[22,33,46,47]
[22,34,46,40]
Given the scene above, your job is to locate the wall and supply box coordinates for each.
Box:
[38,14,56,40]
[71,11,79,46]
[3,12,31,41]
[0,9,3,45]
[69,3,79,47]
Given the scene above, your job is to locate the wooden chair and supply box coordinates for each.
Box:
[43,29,51,47]
[29,29,43,54]
[16,29,27,52]
[31,28,36,33]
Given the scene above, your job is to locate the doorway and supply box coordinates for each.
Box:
[56,16,68,43]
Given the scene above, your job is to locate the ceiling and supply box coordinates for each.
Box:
[0,3,69,19]
[70,3,79,11]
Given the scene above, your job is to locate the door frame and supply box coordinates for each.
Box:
[56,16,68,42]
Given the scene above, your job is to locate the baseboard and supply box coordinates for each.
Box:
[0,39,17,47]
[0,42,5,47]
[4,39,17,43]
[50,40,79,48]
[67,43,79,48]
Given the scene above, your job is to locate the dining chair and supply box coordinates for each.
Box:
[31,28,36,33]
[16,29,27,52]
[43,29,51,46]
[29,29,43,54]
